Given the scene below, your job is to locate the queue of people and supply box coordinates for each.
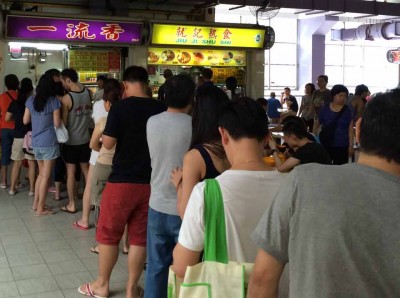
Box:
[0,66,398,298]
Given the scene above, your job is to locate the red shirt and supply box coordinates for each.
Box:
[0,90,17,130]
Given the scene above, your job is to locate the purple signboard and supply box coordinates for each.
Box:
[6,15,142,44]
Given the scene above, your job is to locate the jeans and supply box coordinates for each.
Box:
[145,207,182,298]
[1,128,14,166]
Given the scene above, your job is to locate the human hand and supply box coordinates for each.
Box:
[268,139,277,150]
[170,167,183,190]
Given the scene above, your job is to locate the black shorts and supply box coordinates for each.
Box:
[62,143,91,164]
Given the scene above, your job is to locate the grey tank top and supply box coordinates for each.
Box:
[66,88,92,145]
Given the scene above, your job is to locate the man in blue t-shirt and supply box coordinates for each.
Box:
[267,92,282,124]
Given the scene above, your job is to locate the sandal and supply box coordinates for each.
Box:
[90,245,99,254]
[77,283,108,298]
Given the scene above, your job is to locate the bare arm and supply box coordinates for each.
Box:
[60,94,71,126]
[247,249,285,298]
[5,112,13,122]
[102,135,116,150]
[172,243,201,279]
[269,139,300,172]
[177,150,204,219]
[53,109,61,128]
[23,108,31,125]
[90,120,105,151]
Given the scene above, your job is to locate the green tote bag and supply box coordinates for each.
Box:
[168,179,254,298]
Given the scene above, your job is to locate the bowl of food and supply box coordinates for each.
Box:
[148,51,159,63]
[207,54,219,65]
[161,50,175,62]
[177,52,191,64]
[223,52,233,63]
[234,54,244,64]
[193,52,204,63]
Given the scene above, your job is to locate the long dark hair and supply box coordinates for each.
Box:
[103,78,121,104]
[190,85,229,158]
[17,78,33,104]
[34,74,56,112]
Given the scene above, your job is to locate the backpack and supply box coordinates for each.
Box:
[23,131,34,155]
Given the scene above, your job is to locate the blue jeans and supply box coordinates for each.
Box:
[145,207,182,298]
[1,129,14,166]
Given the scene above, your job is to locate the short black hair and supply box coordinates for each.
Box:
[163,69,173,79]
[201,68,213,80]
[284,87,291,92]
[61,68,78,83]
[45,68,61,78]
[4,74,19,90]
[256,97,268,107]
[165,74,195,109]
[318,75,328,83]
[359,89,400,163]
[355,84,369,96]
[225,76,237,91]
[123,66,148,83]
[282,116,309,139]
[219,97,269,142]
[97,75,107,82]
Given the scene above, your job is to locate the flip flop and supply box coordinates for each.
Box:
[73,221,89,231]
[90,246,99,254]
[60,205,77,214]
[78,283,108,298]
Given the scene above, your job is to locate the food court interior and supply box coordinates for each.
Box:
[0,0,399,297]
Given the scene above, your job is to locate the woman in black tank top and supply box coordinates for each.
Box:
[171,85,230,218]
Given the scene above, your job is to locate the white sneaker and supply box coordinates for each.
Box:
[28,191,35,196]
[8,190,16,196]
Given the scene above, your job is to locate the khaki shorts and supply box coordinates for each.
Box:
[91,162,112,206]
[11,138,35,161]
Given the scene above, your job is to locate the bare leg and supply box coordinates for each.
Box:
[32,163,42,210]
[27,160,36,194]
[36,159,55,215]
[65,163,77,211]
[122,225,129,254]
[75,164,94,228]
[80,162,90,183]
[54,181,62,200]
[126,245,146,298]
[10,161,22,192]
[79,244,117,297]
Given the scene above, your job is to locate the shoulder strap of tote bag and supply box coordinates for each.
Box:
[203,178,229,264]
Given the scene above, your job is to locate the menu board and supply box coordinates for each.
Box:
[212,67,245,85]
[69,50,121,72]
[148,48,246,67]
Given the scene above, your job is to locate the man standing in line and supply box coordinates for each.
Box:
[0,74,19,188]
[157,69,173,104]
[60,68,92,213]
[248,89,400,297]
[145,74,195,297]
[78,66,166,298]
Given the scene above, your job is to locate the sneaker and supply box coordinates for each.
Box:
[8,190,16,196]
[0,184,7,189]
[28,191,35,196]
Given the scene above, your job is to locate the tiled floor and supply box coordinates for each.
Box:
[0,185,143,298]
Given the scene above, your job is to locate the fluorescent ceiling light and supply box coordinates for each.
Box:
[8,42,68,51]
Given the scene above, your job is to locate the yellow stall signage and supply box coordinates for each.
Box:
[148,48,246,66]
[152,24,265,49]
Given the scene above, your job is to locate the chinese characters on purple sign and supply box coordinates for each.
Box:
[6,15,142,44]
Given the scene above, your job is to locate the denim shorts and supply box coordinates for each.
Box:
[33,146,60,160]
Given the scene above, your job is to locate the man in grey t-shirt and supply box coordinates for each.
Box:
[248,90,400,298]
[145,74,194,298]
